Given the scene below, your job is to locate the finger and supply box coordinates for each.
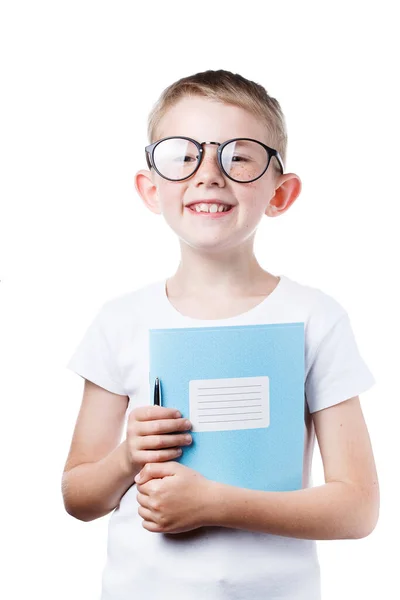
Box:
[142,519,162,533]
[137,505,154,522]
[135,461,178,484]
[136,491,150,506]
[132,406,182,422]
[139,417,192,437]
[136,481,156,496]
[136,432,192,450]
[137,447,183,465]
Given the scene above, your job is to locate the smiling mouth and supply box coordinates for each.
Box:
[187,205,234,214]
[186,206,235,217]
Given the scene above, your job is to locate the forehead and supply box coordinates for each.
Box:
[157,96,270,144]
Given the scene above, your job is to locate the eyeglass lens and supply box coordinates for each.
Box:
[152,138,270,182]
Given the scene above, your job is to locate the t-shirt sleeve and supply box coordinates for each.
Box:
[66,302,127,396]
[305,306,376,414]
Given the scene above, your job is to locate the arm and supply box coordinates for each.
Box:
[207,396,379,539]
[62,380,192,522]
[61,380,136,522]
[136,396,380,539]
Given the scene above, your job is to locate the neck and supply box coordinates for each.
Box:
[167,240,276,299]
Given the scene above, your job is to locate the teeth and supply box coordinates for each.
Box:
[193,203,230,213]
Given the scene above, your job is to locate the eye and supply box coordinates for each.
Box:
[174,155,197,163]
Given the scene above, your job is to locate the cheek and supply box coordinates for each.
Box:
[157,182,187,209]
[236,186,260,208]
[240,182,270,206]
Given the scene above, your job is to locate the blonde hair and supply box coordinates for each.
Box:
[147,69,288,173]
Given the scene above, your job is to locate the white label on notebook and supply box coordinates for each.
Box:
[189,376,270,432]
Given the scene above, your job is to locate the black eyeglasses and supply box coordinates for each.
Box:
[145,136,284,183]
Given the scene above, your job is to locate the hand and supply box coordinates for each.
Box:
[135,461,213,534]
[124,406,192,474]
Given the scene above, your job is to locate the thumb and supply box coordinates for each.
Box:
[135,461,179,484]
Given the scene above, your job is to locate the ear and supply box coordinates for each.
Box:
[134,169,162,215]
[265,173,302,217]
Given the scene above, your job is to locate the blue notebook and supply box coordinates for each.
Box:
[149,323,305,492]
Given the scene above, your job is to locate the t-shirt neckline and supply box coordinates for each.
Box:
[159,274,287,324]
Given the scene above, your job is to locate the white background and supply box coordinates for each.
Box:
[1,1,399,598]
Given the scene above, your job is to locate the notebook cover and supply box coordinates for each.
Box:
[149,323,305,491]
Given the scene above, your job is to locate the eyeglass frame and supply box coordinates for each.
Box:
[144,136,285,183]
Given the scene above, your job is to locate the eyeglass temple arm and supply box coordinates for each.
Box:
[145,149,152,170]
[274,151,284,174]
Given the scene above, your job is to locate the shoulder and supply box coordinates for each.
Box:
[93,280,164,335]
[282,274,348,333]
[281,275,351,374]
[101,280,162,317]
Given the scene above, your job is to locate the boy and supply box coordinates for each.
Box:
[62,69,379,600]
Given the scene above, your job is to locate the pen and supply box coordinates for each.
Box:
[153,377,161,406]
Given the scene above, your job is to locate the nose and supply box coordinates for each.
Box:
[191,142,225,187]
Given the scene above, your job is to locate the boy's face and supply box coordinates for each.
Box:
[135,96,300,253]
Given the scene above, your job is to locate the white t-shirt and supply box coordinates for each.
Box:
[66,274,376,600]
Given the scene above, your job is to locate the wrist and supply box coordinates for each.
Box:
[202,480,226,527]
[119,440,141,479]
